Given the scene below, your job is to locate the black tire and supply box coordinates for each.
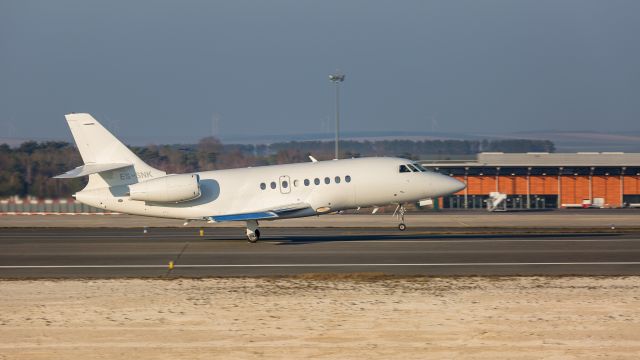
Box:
[398,223,406,231]
[247,229,261,243]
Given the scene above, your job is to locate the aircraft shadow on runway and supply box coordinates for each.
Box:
[202,232,621,245]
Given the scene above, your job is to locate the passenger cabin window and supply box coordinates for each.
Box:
[304,179,310,186]
[399,165,411,173]
[260,183,266,190]
[293,179,299,187]
[314,178,320,185]
[270,181,277,189]
[345,175,351,183]
[282,180,288,188]
[324,177,330,184]
[335,176,341,183]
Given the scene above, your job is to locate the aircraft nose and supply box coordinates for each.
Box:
[433,173,466,195]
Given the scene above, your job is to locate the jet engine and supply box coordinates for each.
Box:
[129,174,201,203]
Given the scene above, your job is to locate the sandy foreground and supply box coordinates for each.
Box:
[1,277,639,359]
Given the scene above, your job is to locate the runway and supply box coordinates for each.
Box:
[2,227,640,277]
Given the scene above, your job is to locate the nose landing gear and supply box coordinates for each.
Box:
[246,220,260,243]
[394,204,407,231]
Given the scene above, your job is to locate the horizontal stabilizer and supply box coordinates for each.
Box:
[209,202,312,222]
[53,163,132,179]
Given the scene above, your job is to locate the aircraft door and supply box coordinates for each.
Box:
[279,175,291,194]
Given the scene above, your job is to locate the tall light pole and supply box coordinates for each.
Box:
[329,72,345,159]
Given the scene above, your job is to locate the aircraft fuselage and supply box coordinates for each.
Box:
[76,157,463,220]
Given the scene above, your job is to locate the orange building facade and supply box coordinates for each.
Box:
[423,152,640,209]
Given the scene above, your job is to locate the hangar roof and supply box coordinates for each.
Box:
[423,152,640,167]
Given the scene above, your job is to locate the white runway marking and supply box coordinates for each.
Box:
[2,262,640,269]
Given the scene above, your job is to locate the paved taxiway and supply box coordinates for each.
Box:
[1,227,640,277]
[3,209,640,228]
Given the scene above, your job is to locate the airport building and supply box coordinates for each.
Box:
[423,152,640,209]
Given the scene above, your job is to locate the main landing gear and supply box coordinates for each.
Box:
[246,220,261,243]
[394,204,407,231]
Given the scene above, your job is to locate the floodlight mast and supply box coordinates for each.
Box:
[329,73,345,159]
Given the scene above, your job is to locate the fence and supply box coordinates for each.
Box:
[0,197,114,214]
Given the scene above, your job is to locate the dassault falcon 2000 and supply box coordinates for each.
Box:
[55,113,466,242]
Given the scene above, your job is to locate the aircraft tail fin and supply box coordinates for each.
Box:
[58,113,165,185]
[65,113,142,165]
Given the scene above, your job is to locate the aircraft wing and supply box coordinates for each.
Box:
[209,202,313,222]
[53,163,132,178]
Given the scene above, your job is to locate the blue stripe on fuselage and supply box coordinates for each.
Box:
[210,211,278,222]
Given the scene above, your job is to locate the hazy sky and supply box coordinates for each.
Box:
[1,0,639,143]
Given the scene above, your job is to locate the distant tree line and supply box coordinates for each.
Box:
[0,138,554,198]
[267,139,555,159]
[0,142,85,198]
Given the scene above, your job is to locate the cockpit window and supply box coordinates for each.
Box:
[399,165,411,173]
[407,164,419,172]
[413,163,427,172]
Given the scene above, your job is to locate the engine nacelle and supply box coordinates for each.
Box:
[129,174,201,203]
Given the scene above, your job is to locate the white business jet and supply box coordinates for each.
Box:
[55,113,465,242]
